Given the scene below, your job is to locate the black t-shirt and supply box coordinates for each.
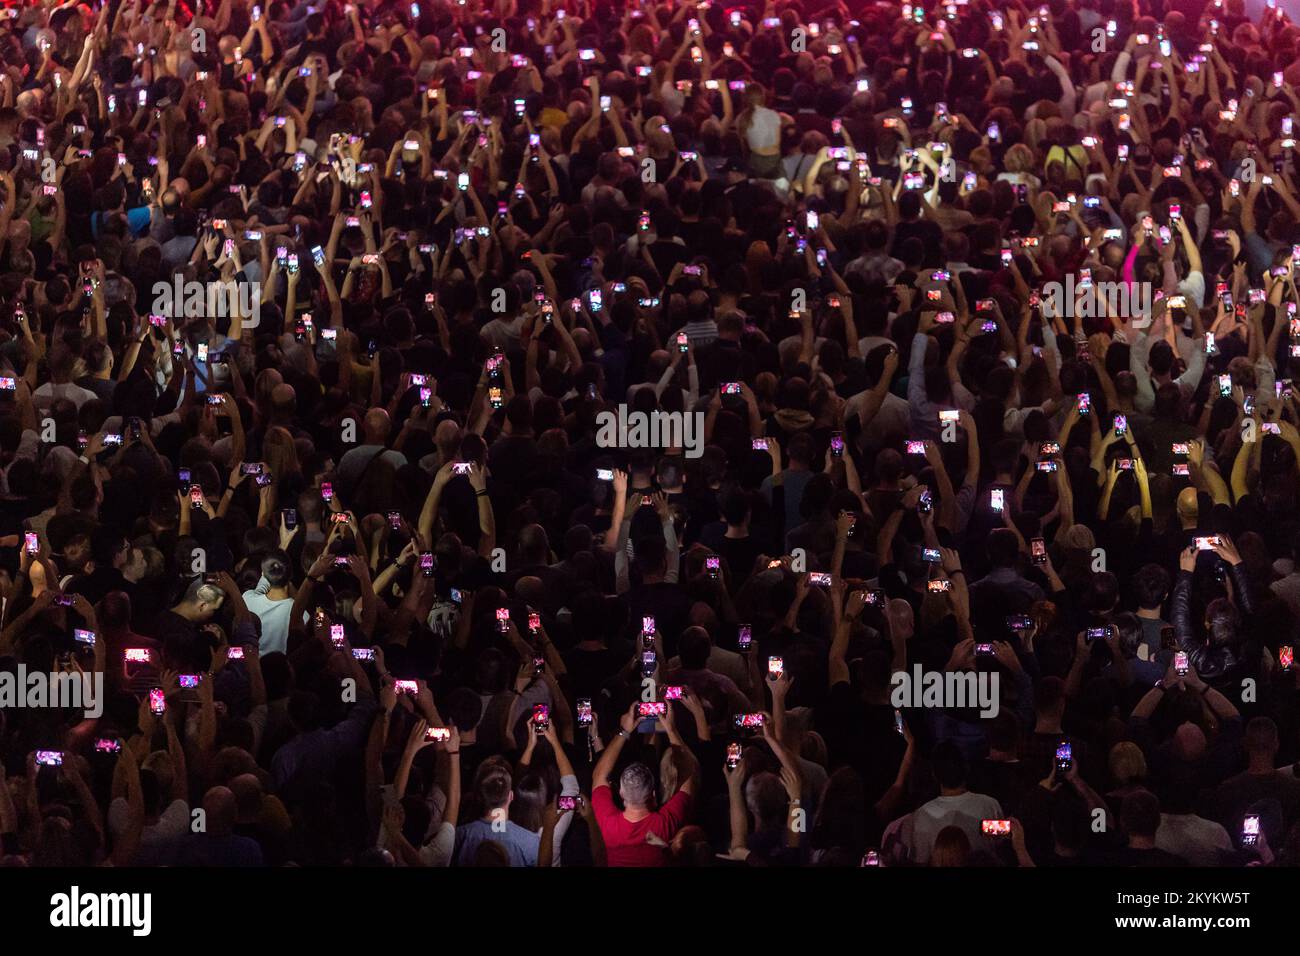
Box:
[1087,845,1188,866]
[562,644,631,704]
[154,609,216,673]
[819,683,905,808]
[624,582,693,657]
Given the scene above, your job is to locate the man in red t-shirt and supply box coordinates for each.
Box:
[591,702,699,866]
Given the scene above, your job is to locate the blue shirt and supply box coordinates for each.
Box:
[454,818,540,867]
[91,206,152,239]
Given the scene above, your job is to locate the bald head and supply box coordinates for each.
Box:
[229,773,264,822]
[270,383,296,421]
[364,408,392,443]
[435,419,462,459]
[687,601,719,631]
[515,575,545,607]
[203,786,238,835]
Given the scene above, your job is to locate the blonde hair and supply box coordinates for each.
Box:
[263,426,301,482]
[930,826,971,867]
[1109,741,1147,787]
[1003,143,1035,175]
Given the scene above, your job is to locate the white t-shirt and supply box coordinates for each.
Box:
[33,381,98,411]
[910,791,1003,864]
[108,797,189,850]
[243,577,298,656]
[1155,813,1231,866]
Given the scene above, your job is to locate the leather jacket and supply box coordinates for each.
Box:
[1170,562,1255,682]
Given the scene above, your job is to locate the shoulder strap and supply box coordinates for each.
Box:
[341,445,390,506]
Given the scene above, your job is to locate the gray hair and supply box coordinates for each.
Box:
[619,763,656,807]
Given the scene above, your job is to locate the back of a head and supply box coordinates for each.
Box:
[1120,788,1161,841]
[986,528,1019,567]
[931,741,967,790]
[478,768,513,811]
[679,626,712,669]
[262,550,291,588]
[1245,716,1279,759]
[619,762,656,808]
[1035,676,1067,716]
[930,825,971,866]
[1133,563,1170,610]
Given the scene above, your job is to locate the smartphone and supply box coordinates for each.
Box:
[1006,614,1033,634]
[94,738,123,754]
[767,656,784,679]
[1031,537,1047,565]
[809,572,832,587]
[1175,650,1190,676]
[830,433,844,457]
[981,819,1012,836]
[74,629,95,645]
[420,552,436,577]
[35,750,64,767]
[928,579,952,593]
[738,625,752,651]
[523,703,549,733]
[577,698,593,726]
[1194,535,1221,551]
[1055,741,1073,773]
[990,489,1005,513]
[726,742,742,769]
[1281,646,1294,672]
[1242,814,1261,847]
[393,680,419,696]
[642,615,656,635]
[706,556,720,578]
[24,532,38,554]
[149,688,166,715]
[417,725,451,745]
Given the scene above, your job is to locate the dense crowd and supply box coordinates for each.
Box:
[1,0,1299,867]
